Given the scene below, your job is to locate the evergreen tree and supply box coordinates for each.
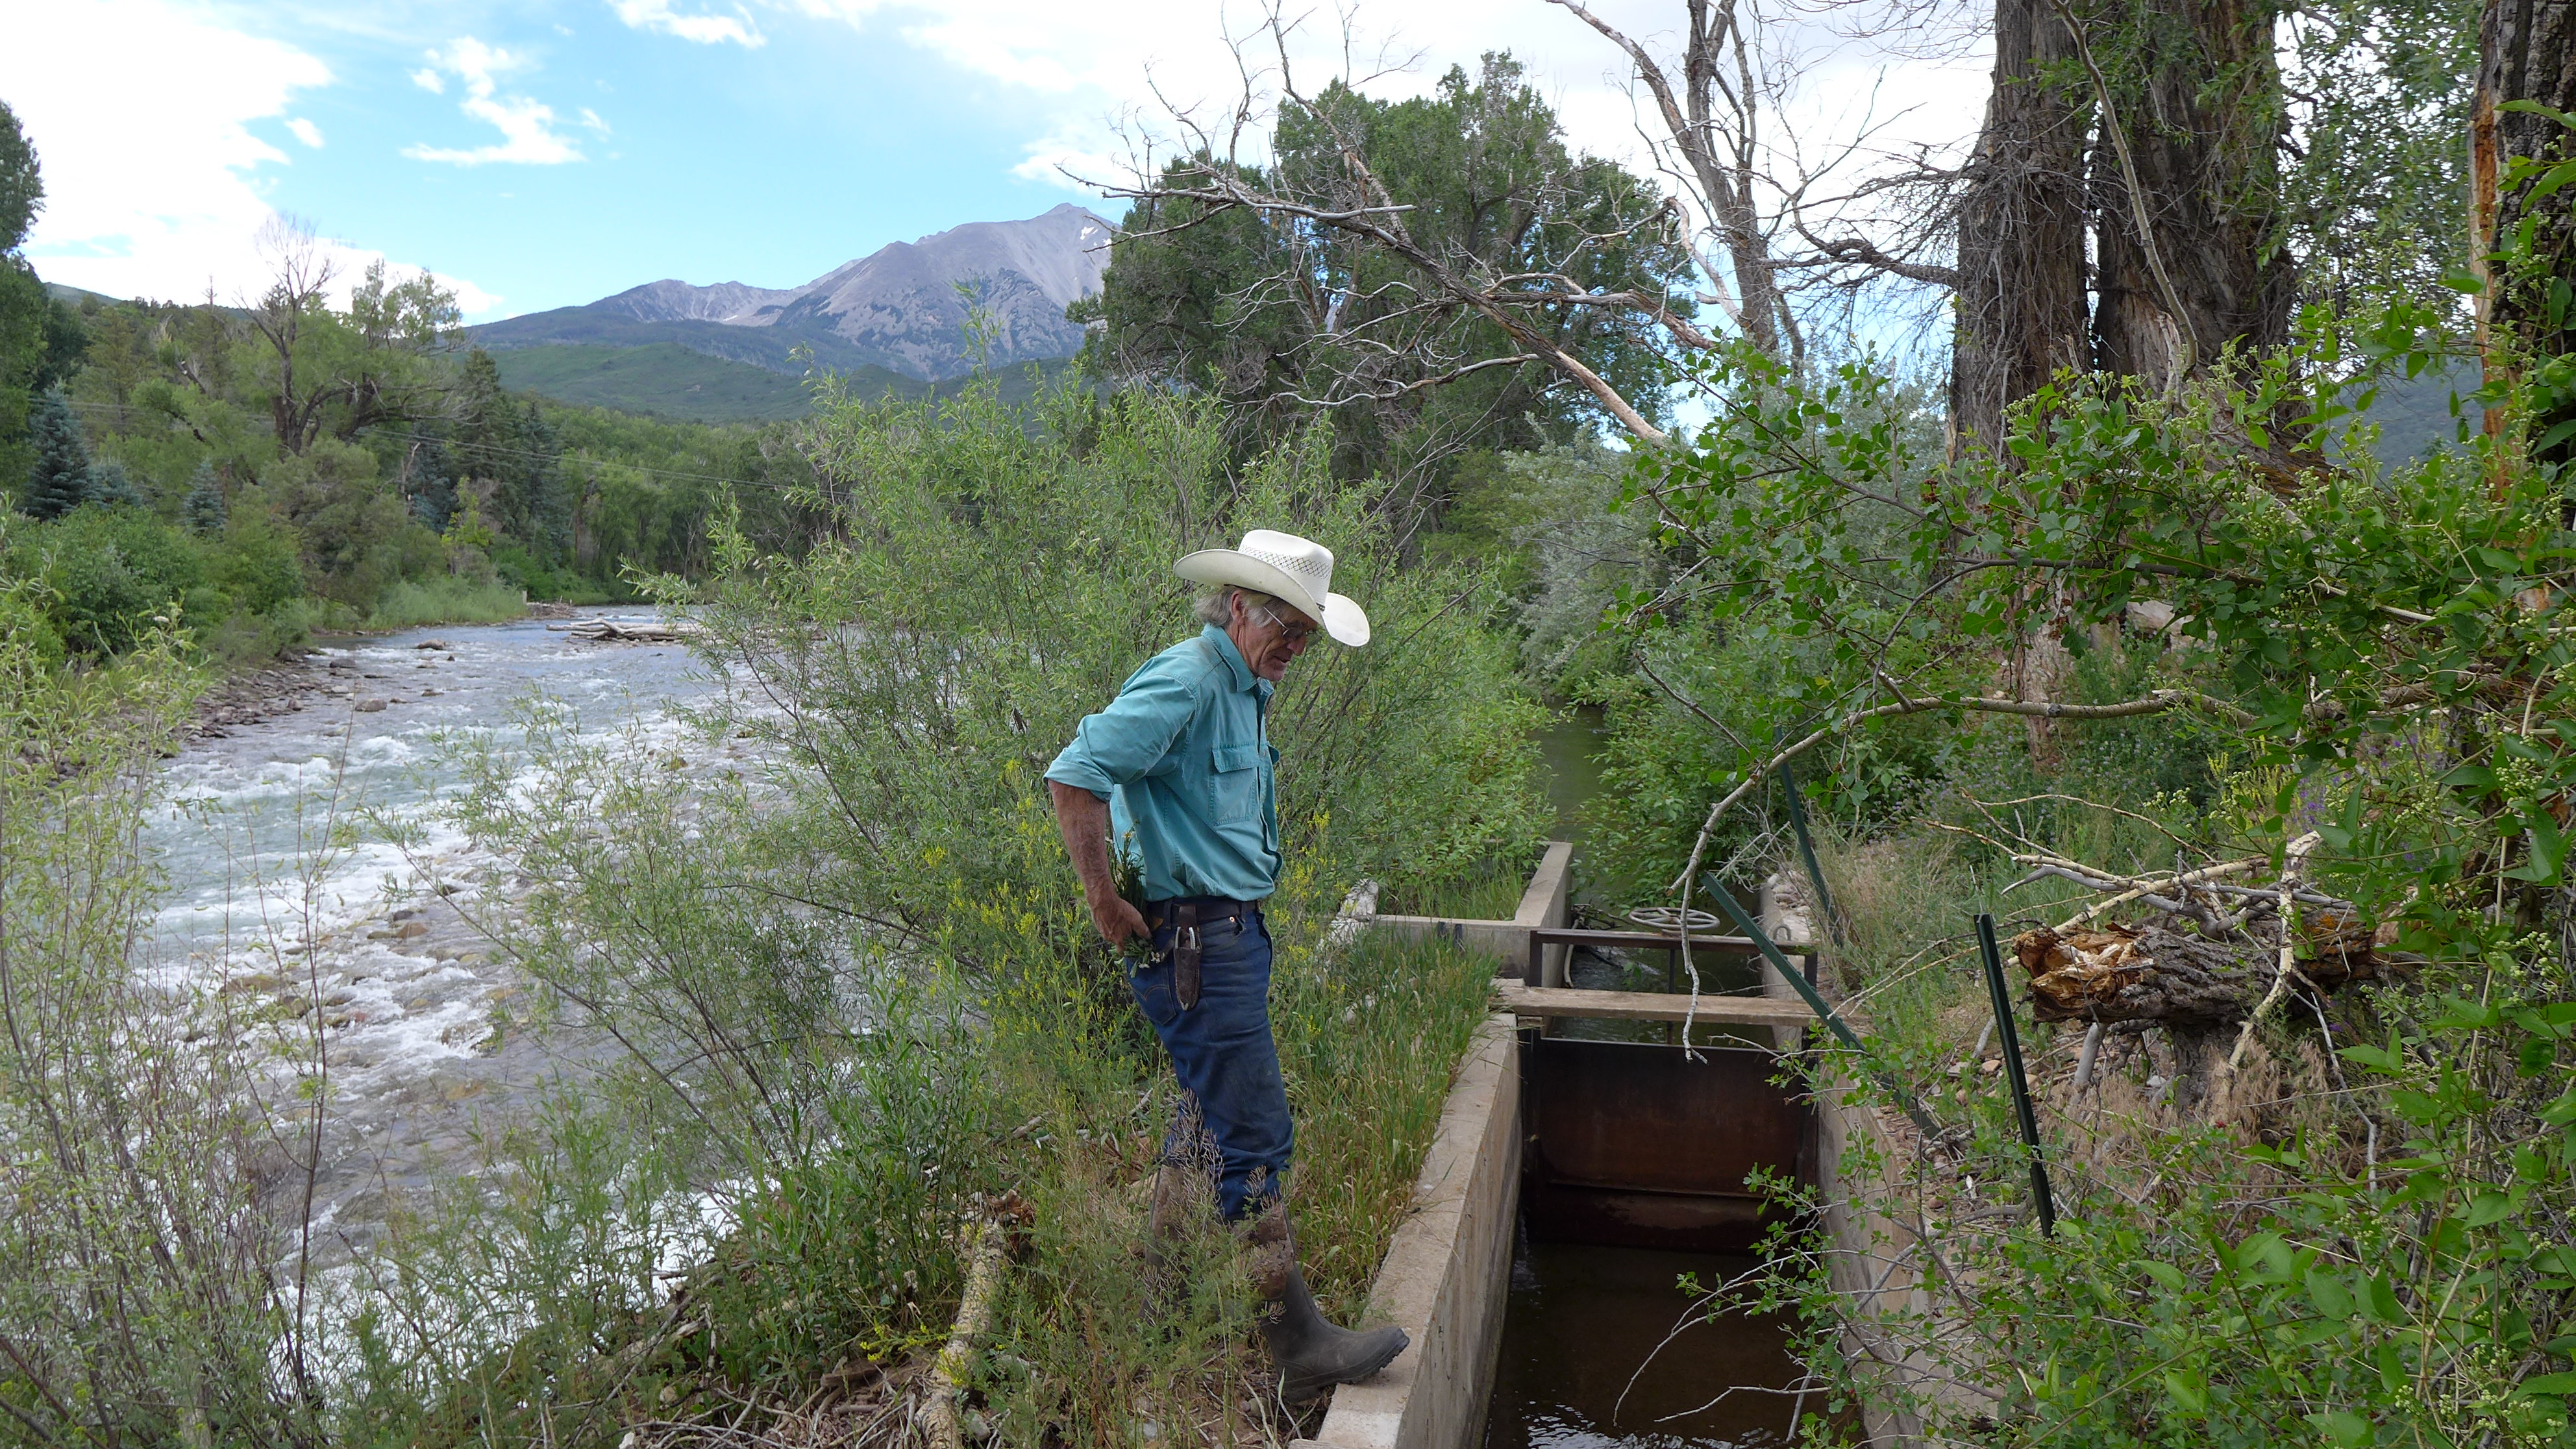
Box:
[451,349,571,559]
[3,103,86,487]
[88,458,144,508]
[21,386,90,519]
[181,460,227,533]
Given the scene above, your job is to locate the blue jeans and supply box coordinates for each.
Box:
[1126,906,1292,1222]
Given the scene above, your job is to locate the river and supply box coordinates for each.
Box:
[147,610,729,1258]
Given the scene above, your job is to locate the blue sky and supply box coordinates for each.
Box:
[2,0,1981,323]
[247,12,1085,311]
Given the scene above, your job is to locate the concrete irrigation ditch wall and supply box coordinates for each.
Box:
[1293,1015,1520,1449]
[1286,858,1924,1448]
[1368,842,1575,984]
[1761,878,1943,1448]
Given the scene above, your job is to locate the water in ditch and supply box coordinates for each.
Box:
[1483,1238,1805,1448]
[1537,706,1609,850]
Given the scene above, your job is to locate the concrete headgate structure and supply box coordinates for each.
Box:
[1300,852,1917,1449]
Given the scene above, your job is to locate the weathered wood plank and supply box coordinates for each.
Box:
[1490,980,1818,1026]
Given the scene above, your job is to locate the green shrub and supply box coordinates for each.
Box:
[669,373,1550,962]
[199,595,325,665]
[3,502,204,654]
[0,574,63,667]
[362,576,526,630]
[0,615,319,1444]
[204,510,305,615]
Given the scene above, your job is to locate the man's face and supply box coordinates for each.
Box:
[1230,592,1320,682]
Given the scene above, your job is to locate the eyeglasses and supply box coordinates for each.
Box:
[1250,603,1320,645]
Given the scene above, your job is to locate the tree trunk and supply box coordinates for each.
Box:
[2479,0,2575,477]
[1684,0,1785,356]
[1950,0,2092,457]
[2087,0,2295,389]
[2013,921,2393,1026]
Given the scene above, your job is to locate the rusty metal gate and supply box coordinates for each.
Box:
[1518,1033,1811,1253]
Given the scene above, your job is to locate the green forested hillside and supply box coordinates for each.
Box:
[491,343,830,422]
[495,342,1079,423]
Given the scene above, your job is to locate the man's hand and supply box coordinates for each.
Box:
[1086,887,1148,948]
[1051,779,1148,950]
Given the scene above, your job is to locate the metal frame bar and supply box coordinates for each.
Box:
[1975,912,2058,1235]
[1521,927,1804,987]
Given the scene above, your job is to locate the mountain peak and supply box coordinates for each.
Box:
[470,206,1113,382]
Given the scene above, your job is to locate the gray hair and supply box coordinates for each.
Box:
[1193,587,1276,627]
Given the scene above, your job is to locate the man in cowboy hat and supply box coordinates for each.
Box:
[1044,528,1406,1400]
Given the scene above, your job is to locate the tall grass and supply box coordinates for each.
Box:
[1374,845,1542,919]
[362,577,528,630]
[973,917,1500,1446]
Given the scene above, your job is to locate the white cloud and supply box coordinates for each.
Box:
[780,0,1985,234]
[403,36,588,166]
[2,0,499,315]
[286,117,324,148]
[410,67,445,93]
[609,0,765,47]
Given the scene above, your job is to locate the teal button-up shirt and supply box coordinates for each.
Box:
[1046,626,1281,902]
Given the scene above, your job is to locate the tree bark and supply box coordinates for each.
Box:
[2087,0,2295,389]
[2013,921,2393,1026]
[1950,0,2092,457]
[2479,0,2575,477]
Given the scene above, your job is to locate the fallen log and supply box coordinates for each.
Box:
[924,1193,1030,1449]
[2011,919,2402,1026]
[547,618,701,643]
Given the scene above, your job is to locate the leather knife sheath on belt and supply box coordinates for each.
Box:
[1169,901,1202,1011]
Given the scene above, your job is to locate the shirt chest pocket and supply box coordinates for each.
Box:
[1206,742,1265,823]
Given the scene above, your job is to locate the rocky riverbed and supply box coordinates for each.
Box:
[150,609,732,1262]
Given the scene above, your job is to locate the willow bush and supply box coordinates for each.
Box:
[0,590,330,1446]
[655,371,1552,972]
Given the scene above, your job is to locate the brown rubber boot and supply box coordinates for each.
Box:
[1247,1206,1409,1402]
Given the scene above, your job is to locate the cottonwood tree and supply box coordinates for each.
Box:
[1941,0,2088,453]
[234,217,460,457]
[2476,0,2574,478]
[1545,0,1802,358]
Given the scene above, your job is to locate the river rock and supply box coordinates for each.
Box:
[355,699,388,713]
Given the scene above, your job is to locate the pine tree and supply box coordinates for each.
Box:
[21,386,90,519]
[88,458,144,508]
[182,460,227,533]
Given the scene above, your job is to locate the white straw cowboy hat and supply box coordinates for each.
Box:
[1175,529,1372,647]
